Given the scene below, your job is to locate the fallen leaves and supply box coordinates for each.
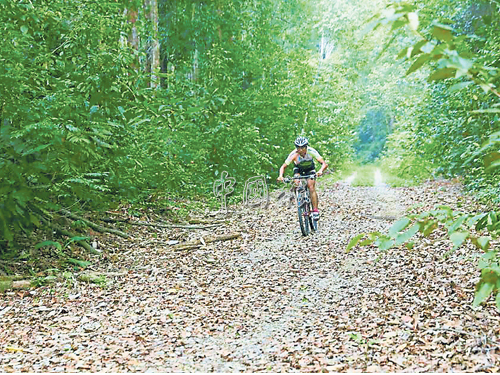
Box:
[0,180,499,372]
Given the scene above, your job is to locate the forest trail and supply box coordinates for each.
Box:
[1,179,500,372]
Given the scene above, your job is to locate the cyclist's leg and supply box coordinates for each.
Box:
[306,171,318,210]
[306,172,320,221]
[293,167,301,186]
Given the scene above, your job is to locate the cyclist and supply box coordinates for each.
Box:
[277,136,328,220]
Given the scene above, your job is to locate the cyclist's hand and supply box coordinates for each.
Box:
[277,176,284,183]
[316,171,323,177]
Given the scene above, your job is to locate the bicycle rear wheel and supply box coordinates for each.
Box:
[297,192,309,236]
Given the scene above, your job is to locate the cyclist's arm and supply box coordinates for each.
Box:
[316,156,328,176]
[307,147,327,176]
[277,163,287,181]
[278,151,298,181]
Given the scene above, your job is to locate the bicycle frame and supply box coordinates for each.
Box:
[283,174,318,236]
[296,184,310,208]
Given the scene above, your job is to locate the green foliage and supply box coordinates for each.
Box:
[35,241,62,251]
[337,162,423,187]
[154,0,351,195]
[366,0,500,201]
[352,1,500,310]
[348,205,500,308]
[0,0,137,243]
[354,109,392,163]
[67,258,92,269]
[1,0,356,251]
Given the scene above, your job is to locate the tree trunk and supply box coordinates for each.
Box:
[145,0,160,88]
[124,1,140,75]
[126,6,139,51]
[158,0,174,89]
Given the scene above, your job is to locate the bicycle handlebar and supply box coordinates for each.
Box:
[283,173,317,183]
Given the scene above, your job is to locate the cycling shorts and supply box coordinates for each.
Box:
[293,167,316,178]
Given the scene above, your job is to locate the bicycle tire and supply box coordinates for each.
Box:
[308,204,318,232]
[297,191,310,236]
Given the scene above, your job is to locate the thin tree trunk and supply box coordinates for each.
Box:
[158,0,175,89]
[124,1,140,74]
[145,0,160,88]
[126,7,139,51]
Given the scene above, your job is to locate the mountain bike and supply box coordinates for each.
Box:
[284,174,318,236]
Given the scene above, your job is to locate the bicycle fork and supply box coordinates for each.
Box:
[296,191,311,216]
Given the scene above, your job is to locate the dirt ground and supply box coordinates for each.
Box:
[1,179,499,372]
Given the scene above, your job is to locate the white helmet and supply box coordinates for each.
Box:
[294,136,308,147]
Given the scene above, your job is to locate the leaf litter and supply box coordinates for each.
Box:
[0,179,499,372]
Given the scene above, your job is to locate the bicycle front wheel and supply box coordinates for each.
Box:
[308,204,318,233]
[297,192,310,236]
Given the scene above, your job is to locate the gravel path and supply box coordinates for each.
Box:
[1,179,499,372]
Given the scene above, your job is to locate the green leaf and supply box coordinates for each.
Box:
[416,211,431,220]
[395,223,420,246]
[22,143,51,156]
[486,159,500,172]
[397,47,410,60]
[29,214,40,227]
[67,258,92,268]
[488,211,498,226]
[421,219,438,237]
[391,19,407,31]
[377,237,395,251]
[447,215,467,234]
[35,241,62,251]
[450,231,469,250]
[428,68,456,81]
[481,251,497,261]
[483,151,500,171]
[65,236,91,247]
[432,23,453,42]
[406,54,430,75]
[389,217,411,238]
[411,40,430,57]
[21,25,28,34]
[472,236,491,251]
[473,281,495,307]
[346,234,364,253]
[359,239,375,246]
[496,292,500,310]
[467,213,487,227]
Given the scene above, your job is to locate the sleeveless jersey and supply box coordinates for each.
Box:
[285,147,322,171]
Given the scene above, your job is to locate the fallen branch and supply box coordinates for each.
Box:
[367,215,399,221]
[0,275,27,282]
[50,223,100,255]
[78,271,127,283]
[101,217,130,224]
[60,209,129,238]
[188,218,226,225]
[129,221,220,230]
[173,232,241,251]
[0,279,31,292]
